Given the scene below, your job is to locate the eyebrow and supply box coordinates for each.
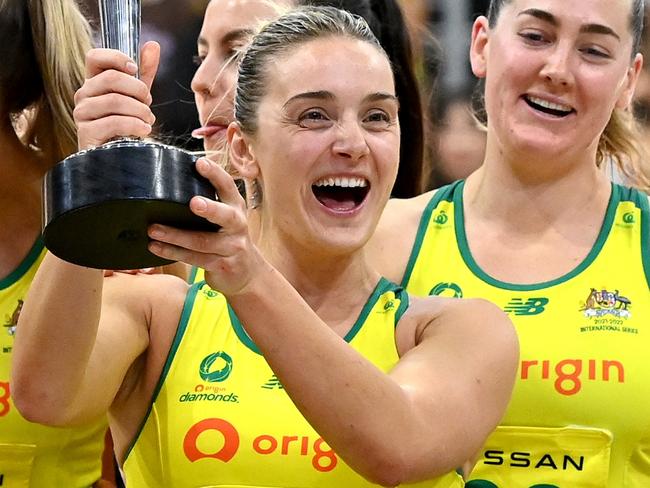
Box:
[198,28,254,48]
[283,91,398,109]
[517,8,621,41]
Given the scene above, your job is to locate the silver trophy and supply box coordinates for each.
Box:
[42,0,216,269]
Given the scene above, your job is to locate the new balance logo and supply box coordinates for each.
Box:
[504,298,549,316]
[262,375,284,390]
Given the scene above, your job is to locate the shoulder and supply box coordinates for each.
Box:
[379,189,439,232]
[367,189,439,283]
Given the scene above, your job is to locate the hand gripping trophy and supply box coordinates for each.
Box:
[42,0,216,269]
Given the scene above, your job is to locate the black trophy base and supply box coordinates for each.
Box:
[43,141,218,270]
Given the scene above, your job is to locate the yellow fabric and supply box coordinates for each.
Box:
[189,266,204,284]
[403,180,650,488]
[0,241,107,487]
[124,279,464,487]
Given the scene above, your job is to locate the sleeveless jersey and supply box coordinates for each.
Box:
[402,180,650,488]
[0,240,107,487]
[123,279,464,487]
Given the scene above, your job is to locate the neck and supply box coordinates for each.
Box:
[256,224,381,329]
[466,137,612,226]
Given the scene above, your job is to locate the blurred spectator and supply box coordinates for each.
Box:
[430,89,486,187]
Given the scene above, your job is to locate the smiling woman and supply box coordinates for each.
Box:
[11,6,518,488]
[366,0,650,487]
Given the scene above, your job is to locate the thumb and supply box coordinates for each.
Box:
[139,41,161,91]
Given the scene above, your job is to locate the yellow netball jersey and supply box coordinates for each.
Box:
[0,240,107,487]
[123,279,464,487]
[403,180,650,488]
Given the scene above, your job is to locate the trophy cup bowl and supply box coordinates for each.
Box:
[42,0,217,270]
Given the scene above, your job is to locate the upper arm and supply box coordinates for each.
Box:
[66,274,186,425]
[391,297,518,470]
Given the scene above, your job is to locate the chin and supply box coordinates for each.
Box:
[312,228,371,257]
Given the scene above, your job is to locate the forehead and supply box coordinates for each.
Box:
[264,37,395,100]
[500,0,633,31]
[200,0,283,45]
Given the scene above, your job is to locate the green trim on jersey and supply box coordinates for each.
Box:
[453,181,621,291]
[227,303,261,354]
[639,190,650,289]
[187,266,199,284]
[0,238,44,290]
[228,277,404,355]
[123,281,203,462]
[394,288,410,324]
[343,277,395,341]
[401,184,456,287]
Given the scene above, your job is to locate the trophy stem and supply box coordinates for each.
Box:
[98,0,141,72]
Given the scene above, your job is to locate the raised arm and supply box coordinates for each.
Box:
[11,256,150,425]
[145,160,518,485]
[12,43,183,428]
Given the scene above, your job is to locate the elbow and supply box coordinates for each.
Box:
[360,455,410,487]
[354,443,425,487]
[11,377,70,427]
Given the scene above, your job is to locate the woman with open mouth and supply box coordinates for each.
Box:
[367,0,650,486]
[12,6,518,488]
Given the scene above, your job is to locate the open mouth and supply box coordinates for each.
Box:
[312,176,370,212]
[524,95,575,118]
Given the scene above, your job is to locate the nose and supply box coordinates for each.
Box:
[191,55,231,99]
[331,117,370,161]
[539,43,574,87]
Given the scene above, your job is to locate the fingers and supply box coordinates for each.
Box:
[84,48,137,79]
[77,114,153,150]
[195,158,245,207]
[75,47,156,149]
[147,229,248,268]
[145,160,248,266]
[139,41,161,92]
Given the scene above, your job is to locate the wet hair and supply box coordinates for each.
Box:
[297,0,427,196]
[0,0,92,163]
[235,6,385,133]
[484,0,650,190]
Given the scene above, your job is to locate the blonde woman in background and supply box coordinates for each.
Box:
[368,0,650,486]
[0,1,111,486]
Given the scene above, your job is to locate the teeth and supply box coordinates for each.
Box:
[527,96,572,113]
[314,177,368,188]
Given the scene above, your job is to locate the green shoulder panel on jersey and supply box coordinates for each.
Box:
[0,238,44,290]
[401,181,459,288]
[123,280,205,462]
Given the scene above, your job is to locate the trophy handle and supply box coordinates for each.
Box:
[98,0,141,75]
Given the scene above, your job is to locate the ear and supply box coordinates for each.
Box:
[470,16,490,79]
[227,122,260,179]
[615,53,644,110]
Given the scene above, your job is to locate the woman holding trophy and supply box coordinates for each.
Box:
[13,6,518,487]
